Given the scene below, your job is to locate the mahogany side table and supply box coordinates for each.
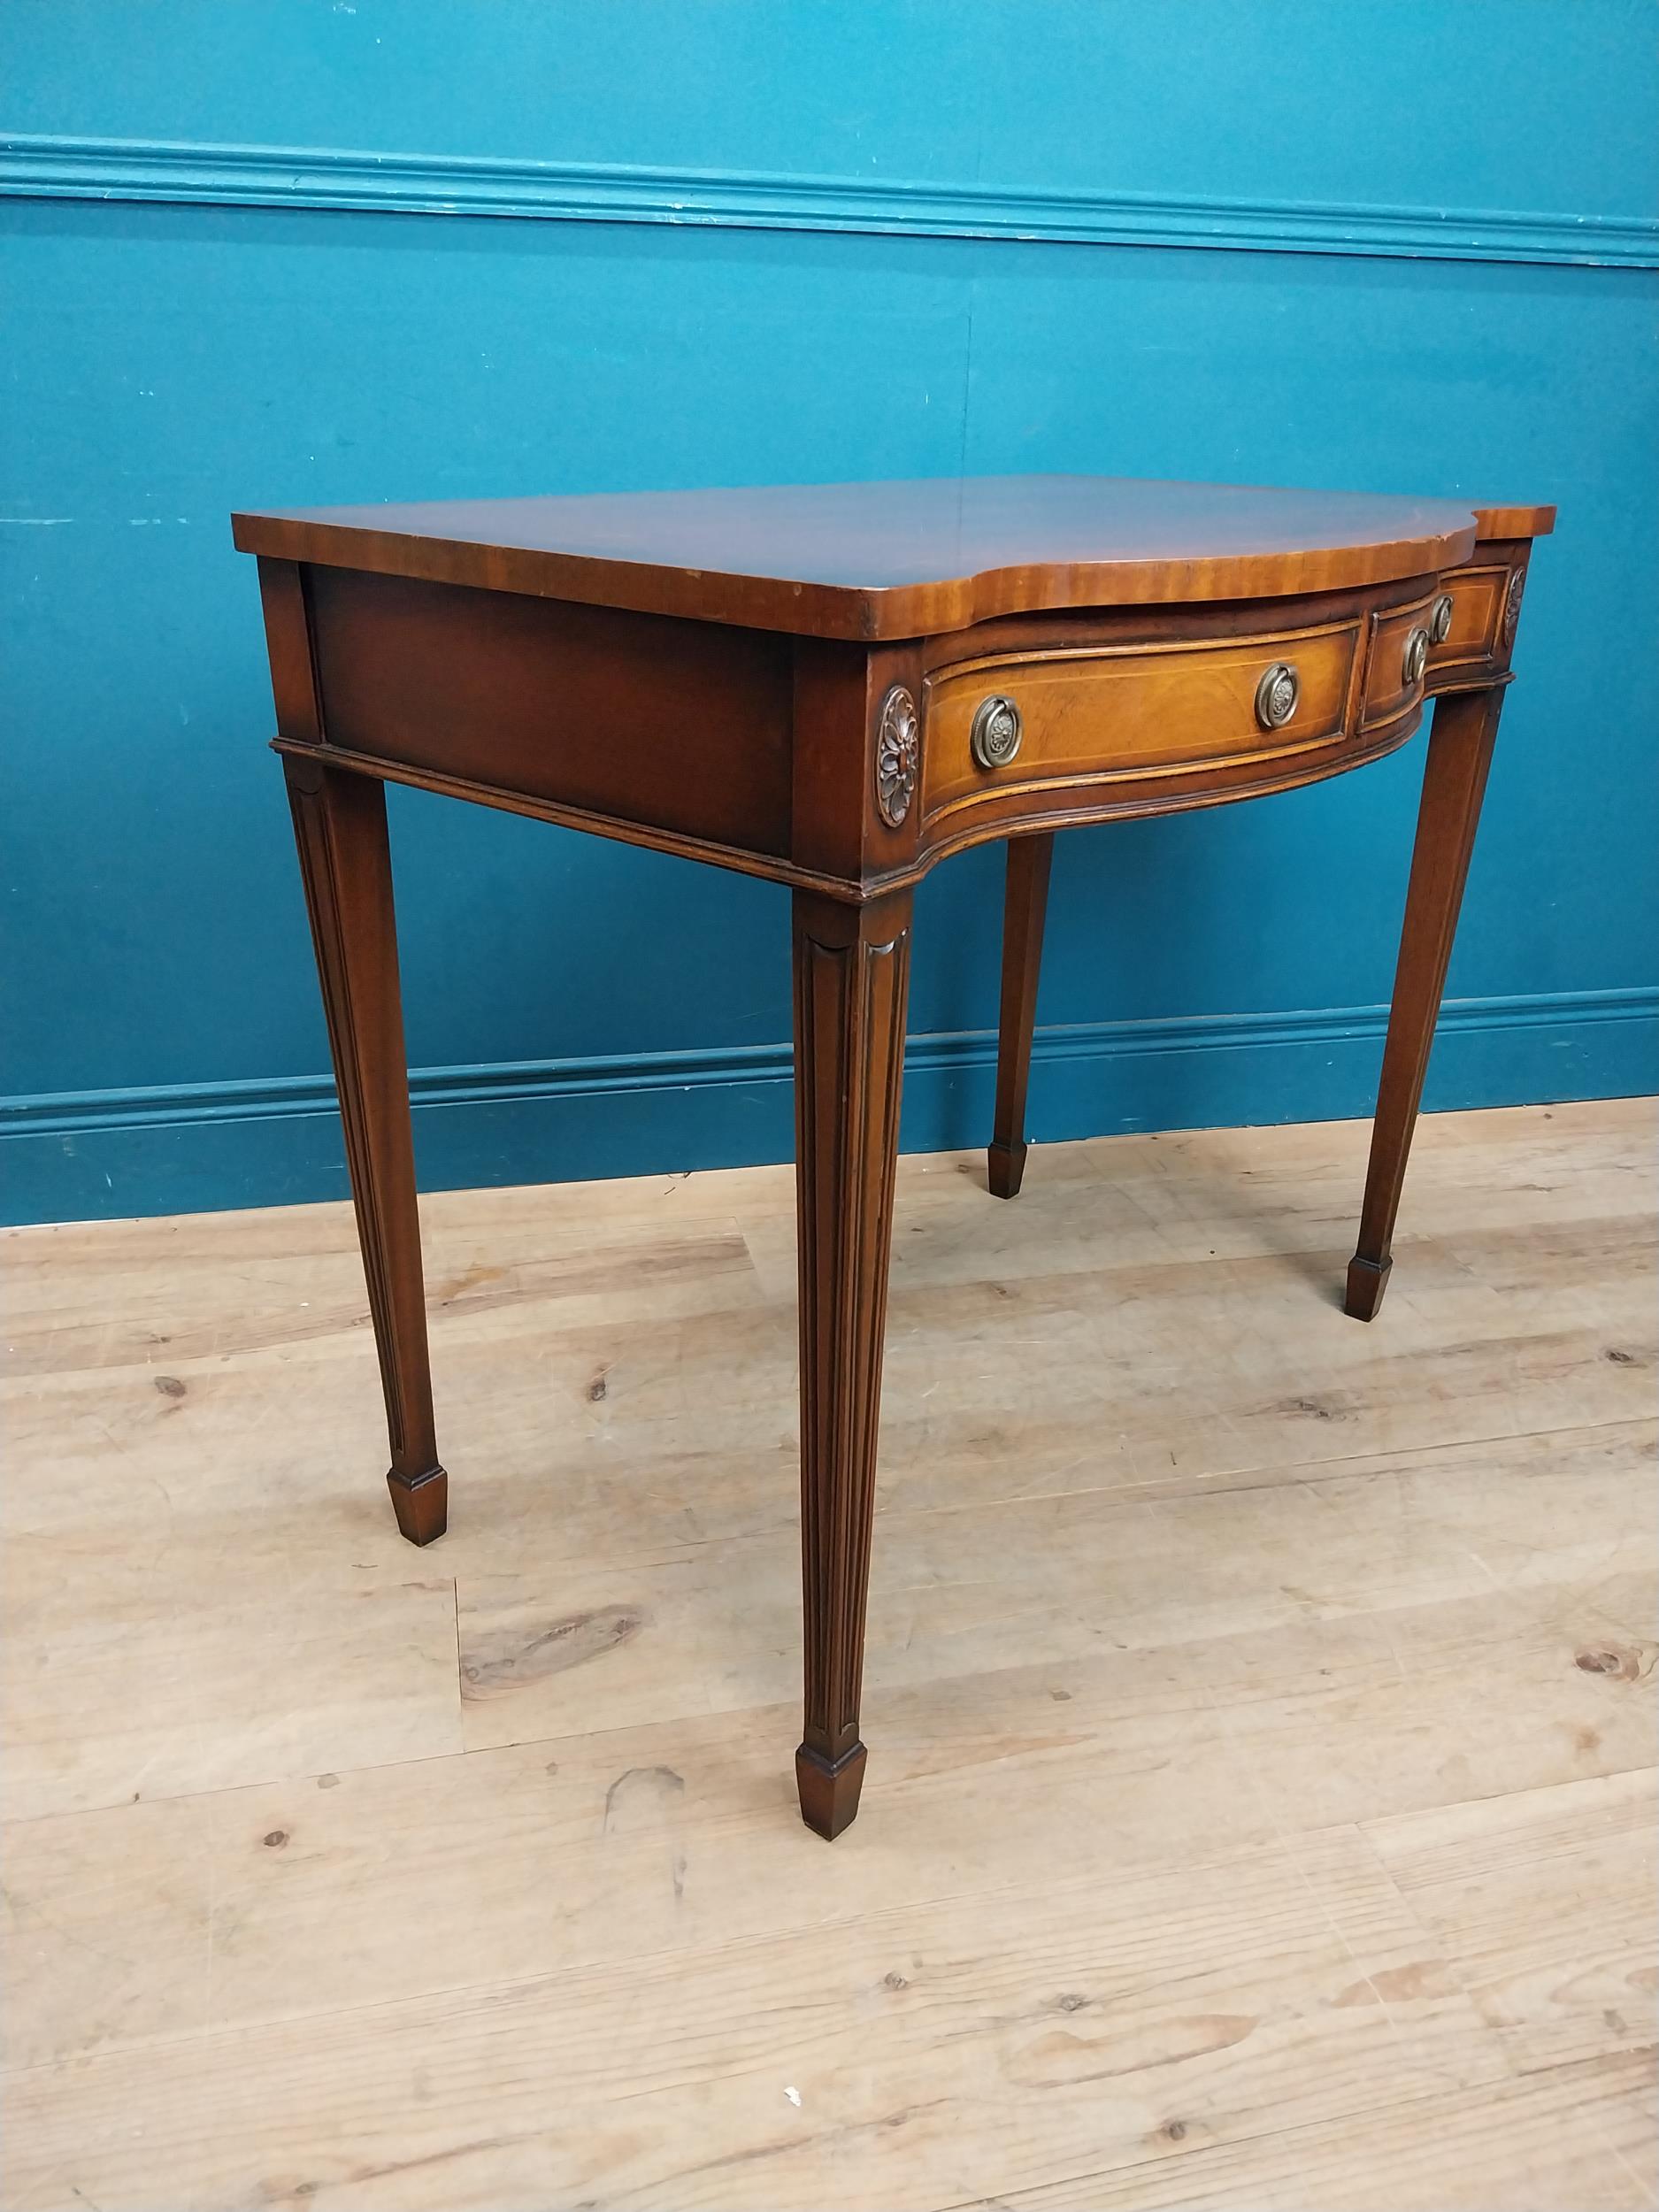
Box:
[234,476,1554,1838]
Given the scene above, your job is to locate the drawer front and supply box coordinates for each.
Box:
[1425,553,1532,680]
[1426,563,1505,672]
[921,618,1363,822]
[1361,592,1436,729]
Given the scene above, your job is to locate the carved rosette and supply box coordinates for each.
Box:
[1502,566,1525,649]
[874,685,919,829]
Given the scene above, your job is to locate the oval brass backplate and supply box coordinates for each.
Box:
[1254,662,1300,731]
[970,693,1024,770]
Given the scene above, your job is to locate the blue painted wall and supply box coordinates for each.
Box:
[3,0,1656,1225]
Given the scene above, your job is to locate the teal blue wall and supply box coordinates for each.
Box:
[4,0,1656,1225]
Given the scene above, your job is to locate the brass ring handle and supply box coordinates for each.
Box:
[970,693,1024,770]
[1429,592,1455,645]
[1403,626,1430,687]
[1254,662,1300,731]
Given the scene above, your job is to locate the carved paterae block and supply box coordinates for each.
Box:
[1502,565,1525,648]
[875,685,918,828]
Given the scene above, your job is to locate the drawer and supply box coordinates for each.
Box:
[920,618,1364,821]
[1427,566,1502,668]
[1361,593,1436,729]
[1425,558,1525,676]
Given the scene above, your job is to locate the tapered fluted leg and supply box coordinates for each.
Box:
[285,757,447,1540]
[988,833,1055,1198]
[1347,687,1503,1320]
[791,887,912,1838]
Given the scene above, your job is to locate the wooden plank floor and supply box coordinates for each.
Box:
[2,1098,1654,2211]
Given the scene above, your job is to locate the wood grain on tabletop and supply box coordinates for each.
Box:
[231,474,1555,638]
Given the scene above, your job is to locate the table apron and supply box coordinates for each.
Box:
[267,547,1530,902]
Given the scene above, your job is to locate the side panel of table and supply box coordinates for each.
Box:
[285,559,802,872]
